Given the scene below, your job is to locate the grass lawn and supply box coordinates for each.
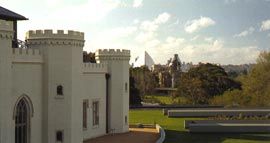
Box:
[143,95,173,105]
[129,109,270,143]
[143,95,188,105]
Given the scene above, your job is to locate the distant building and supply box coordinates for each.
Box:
[133,51,155,68]
[168,54,181,88]
[181,62,193,72]
[152,54,182,88]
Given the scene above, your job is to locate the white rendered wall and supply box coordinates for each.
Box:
[95,49,130,133]
[11,63,43,143]
[82,73,106,140]
[108,60,130,133]
[26,30,85,143]
[0,19,13,143]
[0,26,130,143]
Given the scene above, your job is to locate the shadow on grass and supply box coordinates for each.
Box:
[164,130,270,143]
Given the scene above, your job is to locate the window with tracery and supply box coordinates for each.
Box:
[15,98,29,143]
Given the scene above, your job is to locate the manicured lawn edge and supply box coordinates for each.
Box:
[156,124,166,143]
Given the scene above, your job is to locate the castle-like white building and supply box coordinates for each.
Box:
[0,7,130,143]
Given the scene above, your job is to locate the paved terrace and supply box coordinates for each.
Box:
[84,128,159,143]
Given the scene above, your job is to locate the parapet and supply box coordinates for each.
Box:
[82,63,108,74]
[0,20,13,39]
[26,30,85,46]
[12,48,43,64]
[26,30,84,40]
[0,20,13,31]
[95,49,130,61]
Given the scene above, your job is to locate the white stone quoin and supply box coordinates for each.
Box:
[0,19,130,143]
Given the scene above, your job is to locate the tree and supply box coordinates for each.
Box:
[210,52,270,107]
[178,75,208,105]
[239,52,270,106]
[130,66,158,95]
[83,51,96,63]
[129,76,142,105]
[177,63,241,104]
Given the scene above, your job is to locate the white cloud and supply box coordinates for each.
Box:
[179,40,259,64]
[184,17,216,33]
[140,21,159,32]
[59,0,120,23]
[145,39,161,48]
[139,12,171,32]
[133,0,143,8]
[103,26,137,38]
[133,19,140,24]
[260,19,270,31]
[234,27,255,38]
[142,36,185,64]
[166,37,185,45]
[190,35,200,41]
[135,32,156,43]
[146,38,260,65]
[14,0,121,40]
[154,12,171,24]
[2,0,260,65]
[204,37,214,42]
[136,12,171,44]
[85,25,137,53]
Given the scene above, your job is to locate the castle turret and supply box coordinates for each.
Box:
[95,49,130,133]
[26,30,85,143]
[0,19,14,143]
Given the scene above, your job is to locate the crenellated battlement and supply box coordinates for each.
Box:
[26,30,84,40]
[95,49,130,61]
[12,48,43,63]
[26,30,85,46]
[0,20,13,39]
[0,20,13,31]
[96,49,130,55]
[82,63,108,74]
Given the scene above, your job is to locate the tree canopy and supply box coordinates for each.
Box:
[177,63,241,104]
[210,52,270,107]
[129,76,142,105]
[83,51,96,63]
[130,66,158,95]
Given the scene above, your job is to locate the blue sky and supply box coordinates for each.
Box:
[1,0,270,64]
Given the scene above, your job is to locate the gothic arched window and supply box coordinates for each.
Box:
[15,97,31,143]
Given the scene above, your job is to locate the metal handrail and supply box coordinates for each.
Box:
[12,39,28,48]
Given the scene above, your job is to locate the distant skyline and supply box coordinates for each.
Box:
[1,0,270,64]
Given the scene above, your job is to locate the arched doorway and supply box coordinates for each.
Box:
[15,98,30,143]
